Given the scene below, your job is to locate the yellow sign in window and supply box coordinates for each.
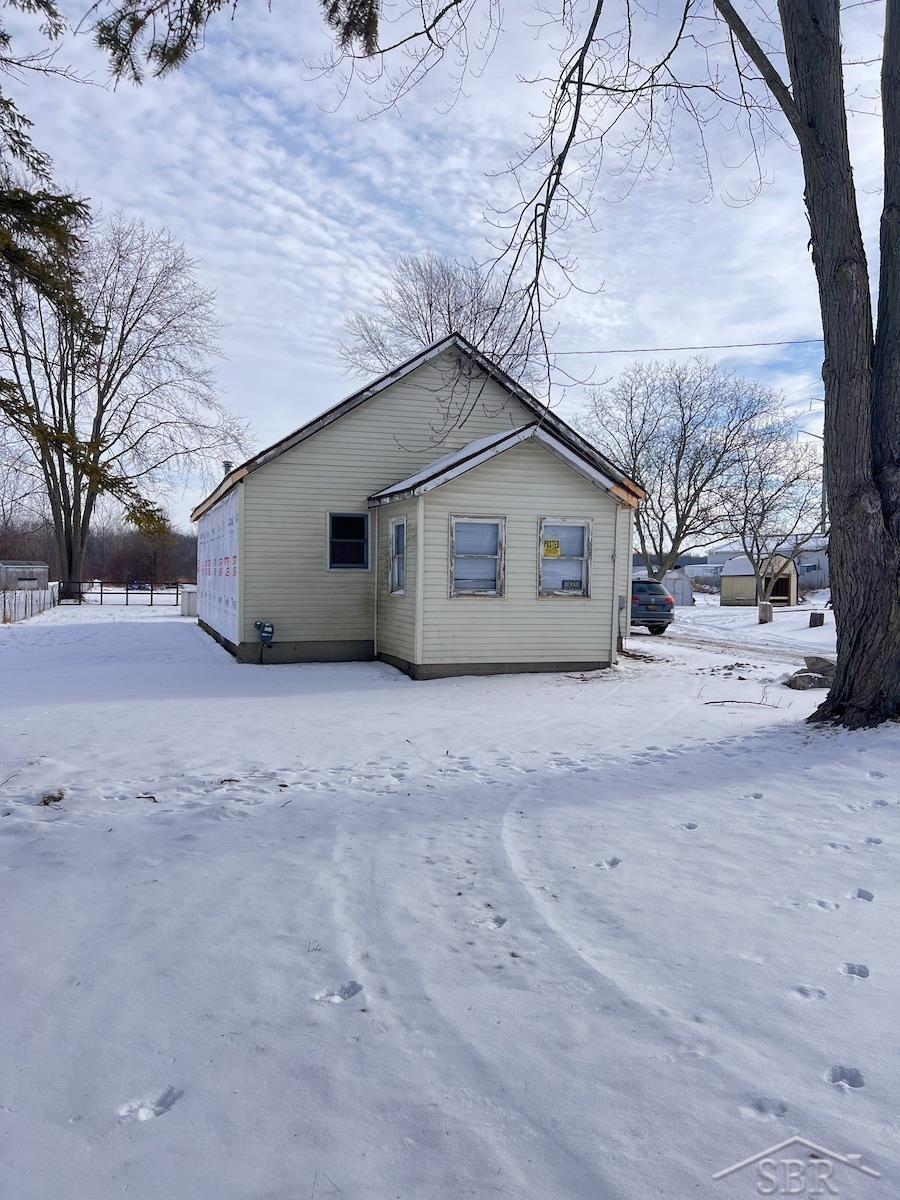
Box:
[543,539,561,558]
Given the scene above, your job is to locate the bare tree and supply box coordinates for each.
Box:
[86,0,899,726]
[341,253,540,382]
[0,426,45,557]
[0,214,246,583]
[582,358,783,580]
[724,437,823,603]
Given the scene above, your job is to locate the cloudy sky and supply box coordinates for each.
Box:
[13,0,885,526]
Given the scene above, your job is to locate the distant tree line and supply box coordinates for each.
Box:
[0,510,197,583]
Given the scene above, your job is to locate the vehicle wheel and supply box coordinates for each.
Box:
[649,625,667,636]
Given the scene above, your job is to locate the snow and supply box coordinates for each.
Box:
[1,604,897,1198]
[659,592,837,663]
[720,554,756,576]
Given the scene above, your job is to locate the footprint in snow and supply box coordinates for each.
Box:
[867,770,886,780]
[840,963,869,979]
[679,822,698,831]
[850,888,874,902]
[863,837,883,846]
[792,985,827,1001]
[315,981,363,1004]
[811,899,840,910]
[593,857,622,870]
[826,1066,865,1090]
[471,914,507,930]
[118,1086,181,1122]
[740,1097,788,1120]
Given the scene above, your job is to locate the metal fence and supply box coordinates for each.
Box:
[1,583,59,624]
[60,581,186,606]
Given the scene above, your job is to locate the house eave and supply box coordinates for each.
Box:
[191,331,645,521]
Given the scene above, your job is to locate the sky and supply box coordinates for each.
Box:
[10,0,886,527]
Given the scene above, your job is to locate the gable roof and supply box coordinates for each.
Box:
[191,332,643,521]
[721,553,795,577]
[368,423,628,506]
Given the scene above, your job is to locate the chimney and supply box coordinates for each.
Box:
[222,460,234,477]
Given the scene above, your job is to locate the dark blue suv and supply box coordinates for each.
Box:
[631,579,675,635]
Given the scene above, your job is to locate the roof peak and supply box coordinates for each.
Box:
[191,336,642,521]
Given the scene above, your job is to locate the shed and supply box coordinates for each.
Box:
[719,554,798,607]
[0,561,49,590]
[632,567,693,606]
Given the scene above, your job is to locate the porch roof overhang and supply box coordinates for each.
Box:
[367,423,638,508]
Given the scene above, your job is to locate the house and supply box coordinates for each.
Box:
[719,554,799,607]
[190,334,643,677]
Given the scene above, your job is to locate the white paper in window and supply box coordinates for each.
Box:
[542,559,584,591]
[543,524,585,556]
[454,556,498,590]
[454,522,499,555]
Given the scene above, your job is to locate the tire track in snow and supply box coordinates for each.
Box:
[324,806,632,1200]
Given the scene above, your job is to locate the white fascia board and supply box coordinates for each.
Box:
[533,428,618,495]
[369,424,621,508]
[368,427,537,507]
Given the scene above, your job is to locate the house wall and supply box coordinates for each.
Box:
[418,439,621,669]
[796,550,829,589]
[196,485,242,646]
[615,506,633,643]
[375,498,418,664]
[240,350,534,657]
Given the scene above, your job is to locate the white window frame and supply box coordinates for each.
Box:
[449,515,506,598]
[327,511,370,571]
[538,517,592,598]
[389,515,407,595]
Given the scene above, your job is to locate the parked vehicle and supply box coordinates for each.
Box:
[630,579,675,635]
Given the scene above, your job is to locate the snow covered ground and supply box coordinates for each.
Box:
[658,592,837,663]
[1,605,897,1199]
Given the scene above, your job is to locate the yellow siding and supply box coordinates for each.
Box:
[720,576,759,606]
[375,499,417,662]
[615,505,633,642]
[240,351,533,643]
[420,440,620,664]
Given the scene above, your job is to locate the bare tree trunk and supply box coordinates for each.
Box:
[774,0,900,727]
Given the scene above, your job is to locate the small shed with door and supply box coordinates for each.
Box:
[0,561,49,590]
[719,554,798,607]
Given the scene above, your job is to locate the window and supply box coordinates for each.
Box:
[539,519,590,596]
[389,516,406,594]
[632,580,668,595]
[328,513,369,569]
[450,517,505,596]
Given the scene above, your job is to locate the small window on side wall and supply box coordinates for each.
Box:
[389,516,406,594]
[539,519,590,596]
[329,512,369,569]
[450,517,505,597]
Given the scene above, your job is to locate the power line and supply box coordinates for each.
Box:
[553,337,824,356]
